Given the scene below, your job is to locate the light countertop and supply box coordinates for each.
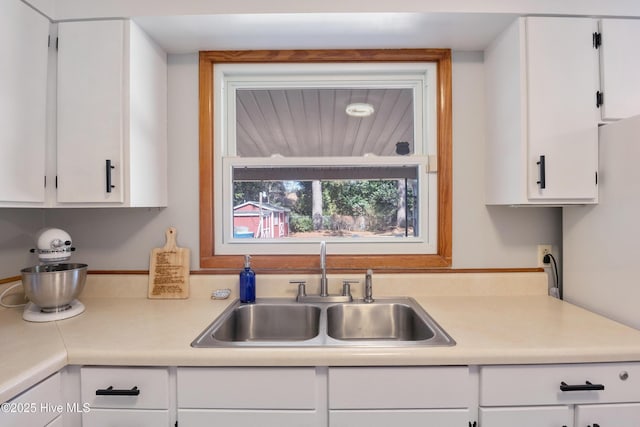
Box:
[3,271,640,402]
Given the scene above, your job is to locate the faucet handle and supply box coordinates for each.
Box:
[341,280,358,297]
[289,280,307,301]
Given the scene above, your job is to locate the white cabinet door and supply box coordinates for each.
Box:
[0,0,49,205]
[485,17,599,205]
[178,409,319,427]
[0,373,62,427]
[45,415,63,426]
[330,409,469,427]
[599,19,640,121]
[57,20,125,204]
[525,17,599,202]
[480,406,571,427]
[82,409,169,427]
[575,403,640,427]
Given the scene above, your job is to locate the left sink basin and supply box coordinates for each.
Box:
[192,300,321,347]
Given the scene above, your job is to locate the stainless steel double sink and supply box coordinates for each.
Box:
[191,297,455,348]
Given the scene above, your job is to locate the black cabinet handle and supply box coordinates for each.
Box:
[560,381,605,392]
[105,159,115,193]
[95,386,140,396]
[536,155,546,189]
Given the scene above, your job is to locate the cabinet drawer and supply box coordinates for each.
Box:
[80,367,169,409]
[480,406,571,427]
[82,409,169,427]
[177,367,316,409]
[480,362,640,406]
[178,409,318,427]
[575,402,640,427]
[330,409,469,427]
[0,372,61,427]
[329,366,470,409]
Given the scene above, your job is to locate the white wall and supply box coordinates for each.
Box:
[43,54,200,272]
[0,51,561,276]
[451,51,562,268]
[0,210,45,277]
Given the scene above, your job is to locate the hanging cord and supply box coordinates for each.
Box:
[544,253,561,299]
[0,282,27,308]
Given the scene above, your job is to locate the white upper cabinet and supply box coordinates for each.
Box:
[598,19,640,121]
[485,17,599,205]
[57,19,167,207]
[0,0,49,206]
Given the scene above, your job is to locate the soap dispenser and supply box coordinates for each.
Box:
[239,255,256,303]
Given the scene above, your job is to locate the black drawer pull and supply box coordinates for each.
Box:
[106,159,115,193]
[560,381,605,392]
[95,386,140,396]
[536,155,546,189]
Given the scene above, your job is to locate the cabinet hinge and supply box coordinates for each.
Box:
[596,91,604,108]
[593,32,602,49]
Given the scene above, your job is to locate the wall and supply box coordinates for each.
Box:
[451,52,561,267]
[0,210,45,278]
[0,51,561,277]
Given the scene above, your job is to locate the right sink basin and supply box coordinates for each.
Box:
[326,298,455,346]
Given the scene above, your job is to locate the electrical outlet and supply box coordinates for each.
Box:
[537,245,552,267]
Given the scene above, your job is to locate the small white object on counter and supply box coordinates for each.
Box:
[211,289,231,300]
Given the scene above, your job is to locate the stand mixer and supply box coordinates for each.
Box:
[21,228,88,322]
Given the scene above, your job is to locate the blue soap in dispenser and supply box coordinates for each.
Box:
[239,255,256,303]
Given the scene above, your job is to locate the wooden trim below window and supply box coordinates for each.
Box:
[199,49,453,272]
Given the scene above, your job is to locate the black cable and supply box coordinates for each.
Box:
[543,253,560,299]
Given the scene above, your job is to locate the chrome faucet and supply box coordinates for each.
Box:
[289,241,353,303]
[320,241,329,297]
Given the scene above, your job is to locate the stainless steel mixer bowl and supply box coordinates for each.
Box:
[21,263,88,311]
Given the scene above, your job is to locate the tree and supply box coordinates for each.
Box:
[312,180,323,230]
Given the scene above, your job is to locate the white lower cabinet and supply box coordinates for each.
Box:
[0,372,62,427]
[80,366,170,427]
[480,362,640,427]
[328,366,471,426]
[8,362,640,427]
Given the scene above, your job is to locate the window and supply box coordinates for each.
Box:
[199,50,452,271]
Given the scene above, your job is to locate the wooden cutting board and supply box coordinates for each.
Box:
[148,227,190,299]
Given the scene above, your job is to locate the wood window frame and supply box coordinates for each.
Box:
[199,49,452,273]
